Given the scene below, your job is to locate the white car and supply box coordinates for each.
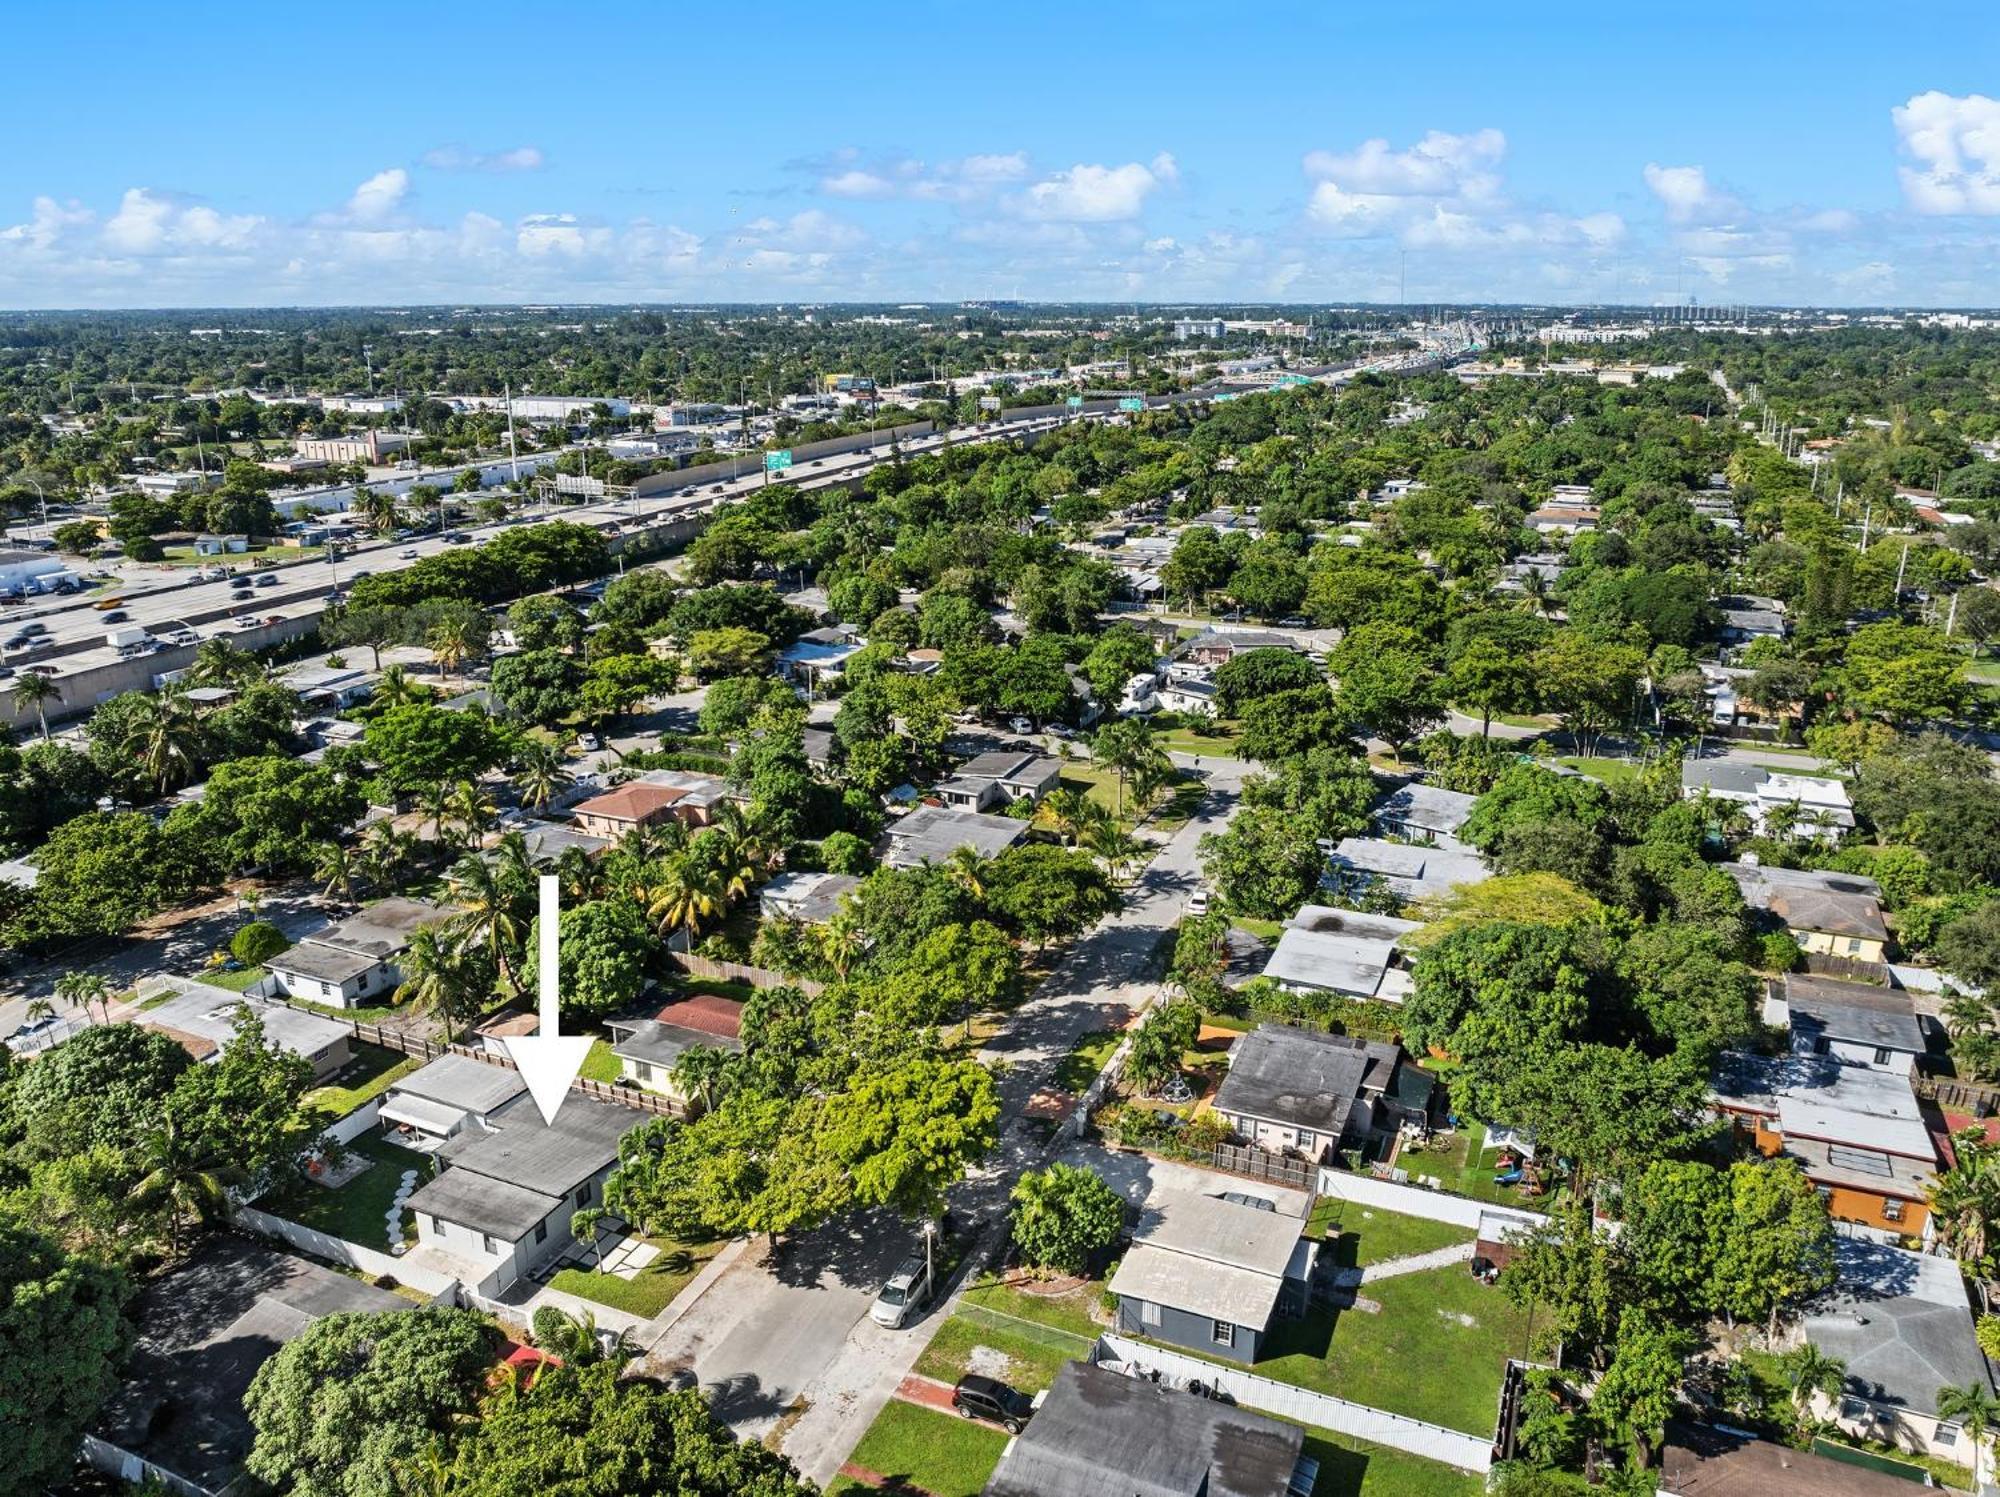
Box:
[1009,716,1034,734]
[1186,889,1211,917]
[576,732,602,752]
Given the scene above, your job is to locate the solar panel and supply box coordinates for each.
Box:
[1826,1144,1894,1178]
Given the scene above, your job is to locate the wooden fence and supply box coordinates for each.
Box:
[1207,1141,1317,1192]
[344,1021,685,1119]
[668,950,824,997]
[1915,1073,2000,1117]
[1804,952,1893,985]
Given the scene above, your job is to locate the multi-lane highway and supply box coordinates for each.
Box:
[0,411,1072,724]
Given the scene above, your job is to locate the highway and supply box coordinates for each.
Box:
[0,411,1072,717]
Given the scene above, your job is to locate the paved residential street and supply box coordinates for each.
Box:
[658,759,1247,1485]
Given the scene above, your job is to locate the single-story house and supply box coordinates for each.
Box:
[607,992,746,1100]
[504,821,611,863]
[1711,1050,1935,1238]
[982,1359,1317,1497]
[934,750,1063,813]
[1526,504,1598,535]
[1715,594,1788,647]
[801,725,837,770]
[265,896,448,1007]
[137,977,353,1081]
[192,533,251,556]
[880,804,1029,869]
[1108,1186,1318,1363]
[1261,907,1423,1004]
[1323,836,1487,903]
[1769,973,1926,1072]
[1178,629,1302,667]
[1156,677,1216,716]
[1682,761,1853,841]
[404,1090,634,1296]
[287,663,378,709]
[759,870,862,924]
[1660,1422,1923,1497]
[380,1052,528,1149]
[1804,1238,1992,1463]
[87,1238,411,1497]
[1211,1023,1436,1161]
[1724,862,1889,964]
[1371,781,1477,849]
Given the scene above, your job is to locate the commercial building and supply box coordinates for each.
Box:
[294,431,412,465]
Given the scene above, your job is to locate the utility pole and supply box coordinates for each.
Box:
[1895,541,1909,597]
[504,382,520,486]
[1946,590,1959,637]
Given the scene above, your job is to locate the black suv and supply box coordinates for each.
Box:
[951,1374,1031,1433]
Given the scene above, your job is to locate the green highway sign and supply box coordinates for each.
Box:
[1213,391,1241,402]
[1118,397,1145,412]
[1274,374,1312,389]
[763,449,793,472]
[1065,395,1084,409]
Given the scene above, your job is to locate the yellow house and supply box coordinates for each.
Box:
[1725,861,1890,964]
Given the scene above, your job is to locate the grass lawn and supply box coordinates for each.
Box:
[1232,915,1284,941]
[835,1400,1008,1497]
[1556,755,1643,788]
[1307,1200,1475,1268]
[1400,1128,1557,1211]
[1299,1428,1484,1497]
[913,1309,1087,1396]
[269,1132,428,1248]
[303,1043,418,1119]
[546,1235,722,1319]
[1146,775,1210,832]
[960,1272,1104,1341]
[1252,1263,1539,1436]
[198,963,269,992]
[580,1038,622,1083]
[1051,1029,1123,1093]
[1157,722,1243,757]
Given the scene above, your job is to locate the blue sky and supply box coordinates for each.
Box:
[3,3,1998,307]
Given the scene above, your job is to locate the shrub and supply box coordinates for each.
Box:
[1758,932,1803,973]
[230,920,290,966]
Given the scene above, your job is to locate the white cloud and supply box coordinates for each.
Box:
[1893,91,2000,214]
[1305,130,1504,201]
[1,196,93,250]
[1019,153,1176,221]
[820,151,1031,203]
[103,188,173,252]
[346,169,409,223]
[422,145,544,172]
[1641,163,1740,224]
[822,169,896,200]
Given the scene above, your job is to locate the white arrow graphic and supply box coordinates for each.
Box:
[502,875,593,1126]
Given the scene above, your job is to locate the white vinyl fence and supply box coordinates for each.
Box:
[235,1204,460,1303]
[1096,1333,1493,1473]
[1315,1167,1544,1235]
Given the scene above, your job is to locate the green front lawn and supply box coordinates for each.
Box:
[1299,1428,1484,1497]
[1156,723,1243,757]
[1556,755,1643,788]
[913,1310,1085,1396]
[1252,1263,1539,1436]
[1051,1029,1122,1093]
[545,1235,721,1319]
[303,1043,418,1119]
[268,1132,429,1248]
[1399,1127,1558,1210]
[198,963,269,991]
[1307,1200,1475,1268]
[580,1039,622,1083]
[959,1272,1105,1341]
[835,1400,1008,1497]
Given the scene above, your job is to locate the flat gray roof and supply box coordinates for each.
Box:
[882,805,1029,867]
[983,1360,1306,1497]
[141,980,349,1060]
[391,1052,527,1116]
[1783,974,1923,1053]
[434,1091,632,1200]
[1372,780,1476,836]
[311,896,448,958]
[1261,925,1400,998]
[406,1164,559,1242]
[609,1019,744,1068]
[266,940,383,983]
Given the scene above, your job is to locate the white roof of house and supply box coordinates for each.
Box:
[1261,926,1403,1000]
[1106,1186,1313,1329]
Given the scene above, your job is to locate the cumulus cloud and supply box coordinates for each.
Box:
[1018,153,1176,221]
[103,188,173,252]
[820,151,1030,203]
[422,145,544,172]
[1,196,93,250]
[1642,163,1738,224]
[346,169,409,223]
[1304,129,1616,250]
[1894,91,2000,214]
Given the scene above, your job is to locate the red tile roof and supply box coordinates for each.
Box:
[575,782,688,823]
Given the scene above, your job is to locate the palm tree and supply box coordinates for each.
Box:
[398,926,490,1037]
[54,971,115,1024]
[357,486,402,536]
[426,614,477,683]
[554,844,599,903]
[670,1044,733,1113]
[1091,718,1173,818]
[131,1118,242,1253]
[123,687,207,794]
[375,663,424,708]
[361,820,417,889]
[442,778,496,852]
[9,671,60,742]
[187,639,258,690]
[1929,1128,2000,1275]
[22,997,54,1026]
[1937,1381,2000,1488]
[312,840,358,905]
[813,910,865,980]
[513,739,574,812]
[1084,821,1147,880]
[445,853,532,994]
[645,853,726,949]
[487,828,547,900]
[1775,1344,1846,1440]
[1042,786,1093,846]
[942,844,989,901]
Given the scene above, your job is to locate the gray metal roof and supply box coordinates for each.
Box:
[391,1052,527,1116]
[1682,759,1772,797]
[1806,1239,1989,1420]
[760,870,862,924]
[1782,975,1923,1054]
[983,1361,1306,1497]
[881,805,1029,867]
[1372,780,1476,837]
[1211,1024,1395,1135]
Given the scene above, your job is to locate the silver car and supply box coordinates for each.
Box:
[870,1253,934,1329]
